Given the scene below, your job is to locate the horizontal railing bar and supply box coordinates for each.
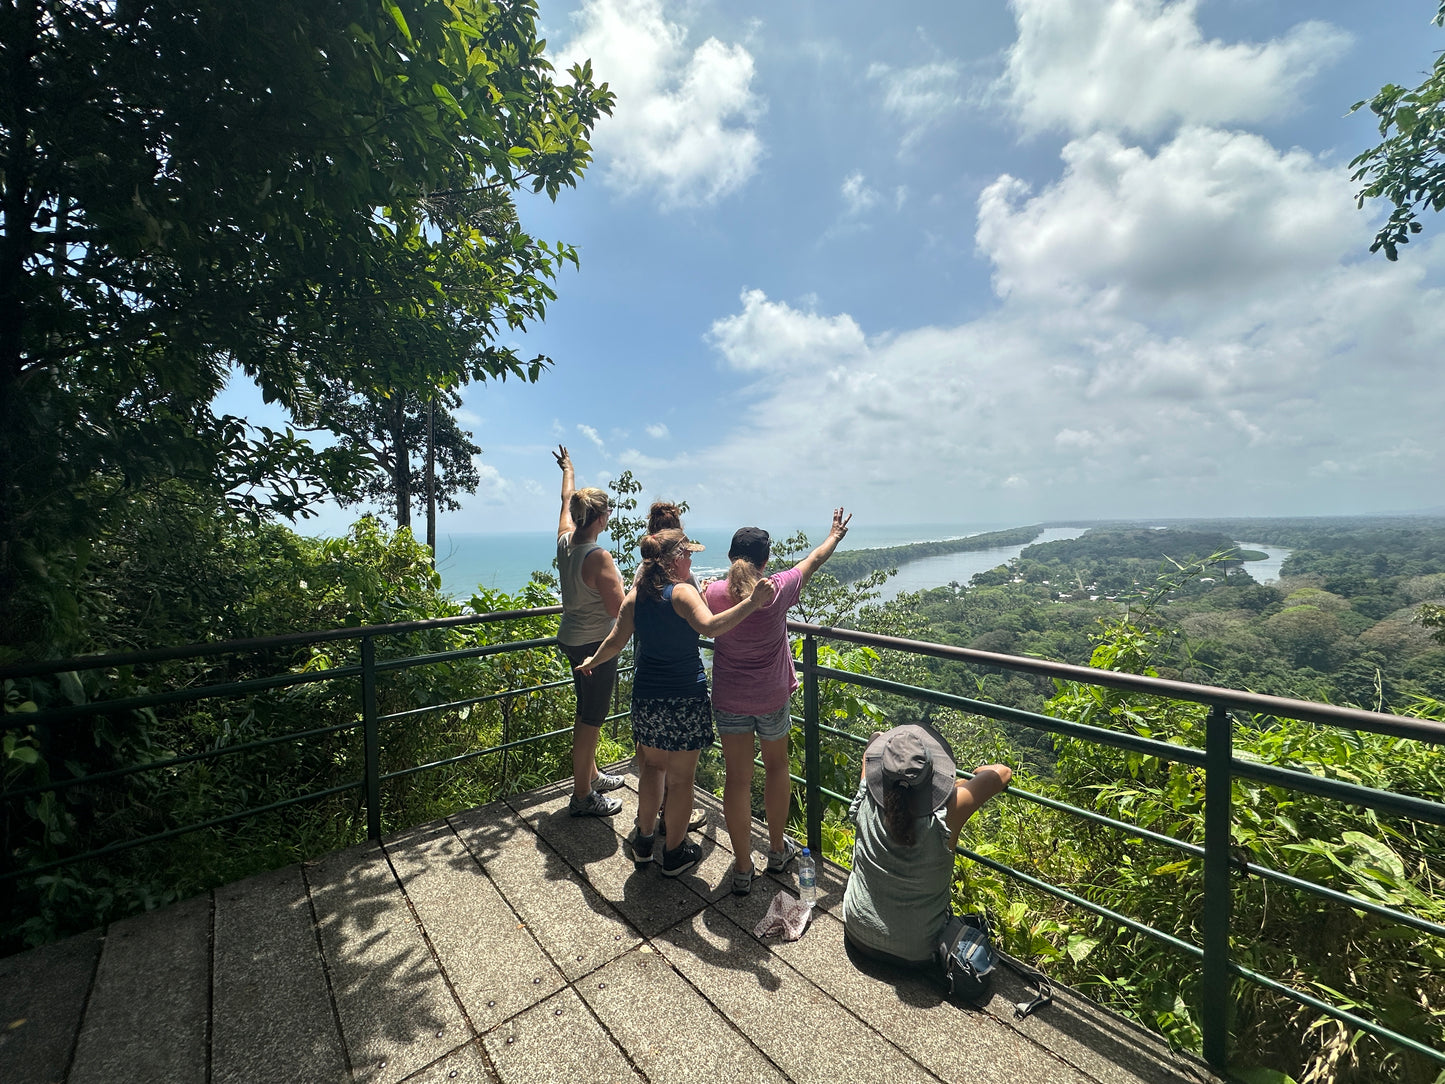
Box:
[1231,961,1445,1067]
[957,846,1205,961]
[381,679,574,721]
[812,665,1209,767]
[1240,859,1445,940]
[380,726,577,782]
[1,720,360,801]
[372,635,559,674]
[6,664,364,728]
[1,606,565,680]
[0,779,364,884]
[792,623,1445,744]
[1232,759,1445,828]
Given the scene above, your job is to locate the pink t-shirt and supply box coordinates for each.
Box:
[703,566,805,715]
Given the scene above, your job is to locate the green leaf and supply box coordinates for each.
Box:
[431,83,466,119]
[382,0,412,42]
[58,670,86,706]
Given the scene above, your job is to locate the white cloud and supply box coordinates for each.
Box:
[645,422,671,439]
[976,127,1368,324]
[470,462,513,505]
[706,288,867,373]
[841,171,880,216]
[868,60,964,150]
[577,424,606,451]
[557,0,764,207]
[1000,0,1351,137]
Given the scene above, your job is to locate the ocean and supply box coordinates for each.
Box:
[434,523,1290,601]
[436,522,1030,599]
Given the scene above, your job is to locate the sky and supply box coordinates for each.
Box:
[219,0,1445,536]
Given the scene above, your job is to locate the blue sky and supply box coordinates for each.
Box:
[221,0,1445,536]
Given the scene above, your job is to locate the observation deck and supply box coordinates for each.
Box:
[0,772,1211,1084]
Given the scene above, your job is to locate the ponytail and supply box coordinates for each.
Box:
[881,784,918,846]
[570,488,609,532]
[726,556,763,602]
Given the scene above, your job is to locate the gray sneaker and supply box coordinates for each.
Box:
[766,837,800,873]
[592,771,626,793]
[570,790,622,817]
[731,862,756,896]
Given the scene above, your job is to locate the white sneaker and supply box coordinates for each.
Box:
[570,790,622,817]
[592,771,626,793]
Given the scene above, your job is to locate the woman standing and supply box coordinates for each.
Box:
[554,446,627,817]
[578,530,776,876]
[703,508,852,894]
[843,724,1011,968]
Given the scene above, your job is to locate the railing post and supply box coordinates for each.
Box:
[1202,702,1233,1072]
[803,634,822,857]
[361,636,382,842]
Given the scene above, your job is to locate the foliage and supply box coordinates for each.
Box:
[0,514,598,952]
[0,0,613,657]
[1349,2,1445,259]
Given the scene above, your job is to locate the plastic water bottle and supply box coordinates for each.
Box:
[798,847,817,908]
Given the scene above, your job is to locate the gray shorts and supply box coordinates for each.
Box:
[713,704,792,742]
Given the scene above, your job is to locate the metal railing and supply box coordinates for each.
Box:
[788,621,1445,1076]
[4,613,1443,1075]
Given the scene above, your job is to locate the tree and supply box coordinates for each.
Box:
[1350,2,1445,259]
[322,386,482,546]
[0,0,613,655]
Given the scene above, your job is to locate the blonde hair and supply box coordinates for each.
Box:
[637,529,688,601]
[647,500,683,533]
[726,556,763,602]
[569,487,609,531]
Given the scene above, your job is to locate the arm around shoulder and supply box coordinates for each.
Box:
[670,578,777,637]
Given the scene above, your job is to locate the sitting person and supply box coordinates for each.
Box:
[842,723,1011,969]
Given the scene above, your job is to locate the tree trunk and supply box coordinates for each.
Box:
[389,394,411,530]
[425,396,437,553]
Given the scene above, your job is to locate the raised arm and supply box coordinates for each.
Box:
[793,507,852,588]
[555,445,575,540]
[670,577,777,638]
[576,590,637,674]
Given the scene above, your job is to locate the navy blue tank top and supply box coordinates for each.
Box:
[632,584,707,699]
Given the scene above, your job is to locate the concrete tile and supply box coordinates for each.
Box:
[580,946,788,1084]
[212,865,349,1084]
[518,783,712,938]
[482,988,640,1084]
[69,894,210,1084]
[655,904,946,1084]
[0,928,100,1084]
[308,842,468,1084]
[400,1040,498,1084]
[384,820,563,1032]
[451,807,637,980]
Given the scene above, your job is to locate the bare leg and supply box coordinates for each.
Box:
[759,735,792,853]
[662,749,702,851]
[635,745,667,836]
[720,732,756,873]
[572,721,601,799]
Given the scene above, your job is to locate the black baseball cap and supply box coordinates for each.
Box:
[728,527,771,567]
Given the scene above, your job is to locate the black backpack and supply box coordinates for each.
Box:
[939,912,998,1000]
[938,912,1054,1017]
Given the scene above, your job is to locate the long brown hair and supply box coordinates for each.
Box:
[881,784,918,846]
[637,529,688,601]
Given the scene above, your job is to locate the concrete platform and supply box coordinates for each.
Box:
[0,770,1217,1084]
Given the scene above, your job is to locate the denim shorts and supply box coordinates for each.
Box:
[713,703,792,742]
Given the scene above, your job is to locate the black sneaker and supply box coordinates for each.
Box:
[625,826,656,870]
[659,839,702,878]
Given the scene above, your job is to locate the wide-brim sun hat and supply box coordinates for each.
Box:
[863,723,957,818]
